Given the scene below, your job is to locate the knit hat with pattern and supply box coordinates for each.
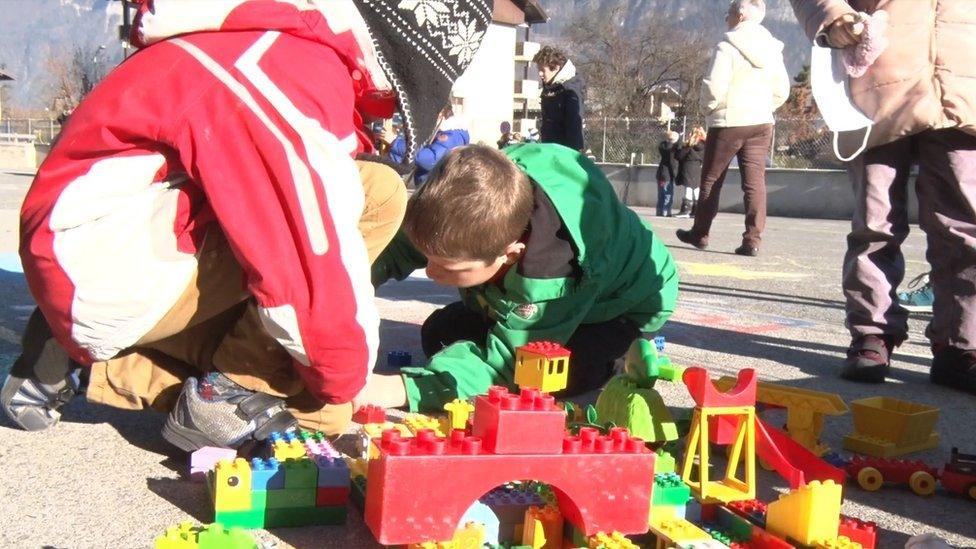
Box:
[354,0,493,162]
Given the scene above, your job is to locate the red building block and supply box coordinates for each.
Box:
[519,341,571,359]
[353,405,387,425]
[748,525,795,549]
[364,427,654,545]
[684,367,757,408]
[839,516,877,549]
[472,386,566,454]
[316,486,351,506]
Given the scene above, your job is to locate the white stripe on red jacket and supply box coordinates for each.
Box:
[20,1,396,404]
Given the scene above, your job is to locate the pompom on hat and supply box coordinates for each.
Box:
[354,0,493,162]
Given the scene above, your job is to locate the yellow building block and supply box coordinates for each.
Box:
[453,521,486,549]
[521,506,563,548]
[213,458,253,512]
[648,503,676,526]
[766,480,843,546]
[649,518,711,547]
[360,422,413,459]
[815,536,862,548]
[588,531,639,548]
[514,344,569,393]
[404,413,447,436]
[345,457,368,479]
[272,439,307,460]
[444,399,475,430]
[154,521,199,549]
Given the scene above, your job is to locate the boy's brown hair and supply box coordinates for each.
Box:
[532,45,568,70]
[404,145,533,262]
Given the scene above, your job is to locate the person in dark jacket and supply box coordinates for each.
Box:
[675,126,707,218]
[655,131,680,217]
[533,46,585,151]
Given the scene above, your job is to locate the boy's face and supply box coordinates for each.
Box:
[537,63,560,84]
[424,242,526,289]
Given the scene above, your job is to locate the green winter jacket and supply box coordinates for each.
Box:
[376,144,679,411]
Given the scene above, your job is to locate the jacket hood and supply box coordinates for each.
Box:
[724,21,784,69]
[550,59,577,86]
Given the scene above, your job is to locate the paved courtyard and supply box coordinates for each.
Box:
[0,171,973,548]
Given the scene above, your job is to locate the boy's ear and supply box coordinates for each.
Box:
[503,241,527,265]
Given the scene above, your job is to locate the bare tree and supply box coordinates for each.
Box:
[43,44,111,117]
[566,5,710,118]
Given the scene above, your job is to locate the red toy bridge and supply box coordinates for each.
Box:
[364,387,656,545]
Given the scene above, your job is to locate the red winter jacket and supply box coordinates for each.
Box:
[20,1,396,404]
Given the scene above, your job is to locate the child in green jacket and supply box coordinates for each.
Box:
[356,144,679,412]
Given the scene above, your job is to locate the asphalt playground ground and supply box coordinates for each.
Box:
[0,170,973,548]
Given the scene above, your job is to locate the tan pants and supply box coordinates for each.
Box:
[86,161,407,435]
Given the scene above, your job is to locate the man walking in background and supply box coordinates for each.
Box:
[677,0,790,256]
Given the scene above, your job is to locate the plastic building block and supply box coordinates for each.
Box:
[520,505,563,548]
[726,500,766,528]
[656,450,676,474]
[681,403,757,503]
[364,427,654,545]
[190,447,237,483]
[154,522,257,549]
[941,447,976,500]
[266,487,315,509]
[684,368,757,409]
[472,386,567,454]
[654,336,666,352]
[405,413,448,436]
[264,505,346,527]
[272,439,307,461]
[596,375,678,443]
[353,404,387,424]
[213,458,253,512]
[843,397,940,458]
[480,485,545,525]
[715,505,753,542]
[283,458,317,488]
[347,457,368,479]
[514,341,570,393]
[650,519,712,546]
[814,535,861,548]
[350,475,368,510]
[388,350,412,368]
[754,418,847,489]
[714,377,848,456]
[196,523,259,549]
[747,525,794,549]
[838,516,877,549]
[455,521,487,548]
[678,541,731,549]
[589,531,639,548]
[652,473,691,506]
[444,399,475,430]
[845,456,939,496]
[250,458,284,491]
[313,455,350,487]
[765,480,842,546]
[316,486,351,506]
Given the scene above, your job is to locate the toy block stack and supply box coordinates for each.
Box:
[208,430,349,529]
[154,521,258,549]
[588,531,640,548]
[479,484,546,544]
[650,473,692,524]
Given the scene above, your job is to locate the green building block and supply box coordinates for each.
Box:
[266,487,315,509]
[350,475,367,511]
[283,458,318,489]
[264,505,347,527]
[213,507,265,530]
[197,523,258,549]
[652,473,691,506]
[655,449,676,474]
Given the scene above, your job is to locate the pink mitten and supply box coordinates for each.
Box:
[843,10,889,78]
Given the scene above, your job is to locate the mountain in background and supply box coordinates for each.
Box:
[0,0,812,111]
[0,0,122,112]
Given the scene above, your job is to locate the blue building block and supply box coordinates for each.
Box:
[387,351,412,368]
[654,336,666,352]
[685,499,702,524]
[251,457,285,490]
[313,455,350,488]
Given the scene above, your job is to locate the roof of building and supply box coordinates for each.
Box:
[493,0,548,26]
[0,69,14,81]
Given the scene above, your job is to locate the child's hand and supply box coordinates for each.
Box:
[352,374,408,411]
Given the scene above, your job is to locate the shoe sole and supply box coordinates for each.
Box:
[162,413,221,453]
[901,304,933,313]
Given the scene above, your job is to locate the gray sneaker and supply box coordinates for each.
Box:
[162,371,299,452]
[1,308,83,431]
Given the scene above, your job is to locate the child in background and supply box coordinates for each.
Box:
[656,131,680,217]
[675,127,707,218]
[359,144,679,412]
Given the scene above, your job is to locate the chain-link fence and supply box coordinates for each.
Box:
[583,116,843,170]
[0,119,63,145]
